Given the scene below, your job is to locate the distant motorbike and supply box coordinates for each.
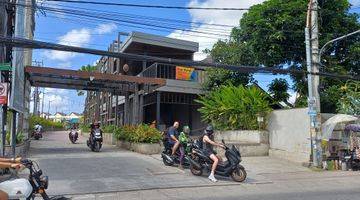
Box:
[68,129,78,144]
[87,128,102,152]
[188,139,247,182]
[33,129,43,140]
[0,159,68,200]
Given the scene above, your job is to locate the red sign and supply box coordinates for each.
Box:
[0,83,8,105]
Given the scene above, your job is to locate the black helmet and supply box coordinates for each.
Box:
[205,125,214,135]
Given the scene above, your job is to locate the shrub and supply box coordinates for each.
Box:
[29,115,64,130]
[79,123,90,133]
[103,125,117,133]
[114,124,162,144]
[196,84,272,130]
[6,131,25,145]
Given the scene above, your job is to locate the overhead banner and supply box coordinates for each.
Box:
[0,83,8,105]
[175,66,198,81]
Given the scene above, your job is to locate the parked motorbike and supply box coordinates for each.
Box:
[344,149,360,171]
[161,138,192,167]
[188,139,247,182]
[0,159,68,200]
[33,129,43,140]
[87,128,102,152]
[68,129,78,144]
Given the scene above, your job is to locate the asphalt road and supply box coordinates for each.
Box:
[28,131,360,200]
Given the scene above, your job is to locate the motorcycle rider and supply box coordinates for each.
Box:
[34,124,43,132]
[178,126,190,169]
[89,122,103,144]
[202,125,224,182]
[167,121,180,158]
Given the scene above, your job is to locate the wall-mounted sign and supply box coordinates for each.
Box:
[0,83,8,105]
[175,66,198,81]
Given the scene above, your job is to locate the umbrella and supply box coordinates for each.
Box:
[321,114,359,141]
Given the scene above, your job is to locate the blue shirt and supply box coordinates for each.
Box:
[167,126,179,143]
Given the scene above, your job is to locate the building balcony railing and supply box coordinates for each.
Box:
[138,63,206,84]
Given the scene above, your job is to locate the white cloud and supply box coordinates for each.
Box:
[44,28,91,61]
[95,23,117,34]
[168,0,264,61]
[44,23,117,62]
[350,0,360,7]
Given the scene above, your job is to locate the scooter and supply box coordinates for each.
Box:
[188,139,247,182]
[0,159,68,200]
[87,128,102,152]
[68,129,78,144]
[161,138,192,167]
[344,149,360,171]
[33,129,43,140]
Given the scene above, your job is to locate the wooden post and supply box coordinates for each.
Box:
[133,84,139,125]
[114,95,118,125]
[156,91,161,129]
[124,92,129,125]
[139,87,144,124]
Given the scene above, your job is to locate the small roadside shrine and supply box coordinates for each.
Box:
[321,114,359,170]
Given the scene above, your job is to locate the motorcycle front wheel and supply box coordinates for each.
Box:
[190,164,202,176]
[94,141,101,152]
[231,166,247,182]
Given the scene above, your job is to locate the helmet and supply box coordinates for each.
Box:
[183,126,190,134]
[204,125,214,135]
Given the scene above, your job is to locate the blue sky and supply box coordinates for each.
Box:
[31,0,360,114]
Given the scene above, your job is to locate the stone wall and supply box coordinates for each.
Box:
[214,130,269,157]
[267,108,311,164]
[4,140,30,157]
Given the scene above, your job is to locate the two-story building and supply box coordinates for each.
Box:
[83,32,206,133]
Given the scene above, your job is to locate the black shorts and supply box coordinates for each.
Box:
[204,149,215,157]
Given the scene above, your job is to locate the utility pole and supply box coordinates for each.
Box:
[32,60,43,116]
[41,89,45,117]
[305,0,322,167]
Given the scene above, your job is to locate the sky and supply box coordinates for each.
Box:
[31,0,360,115]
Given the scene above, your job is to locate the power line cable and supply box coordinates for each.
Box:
[1,36,358,81]
[45,0,256,10]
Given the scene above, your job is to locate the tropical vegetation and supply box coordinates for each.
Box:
[29,115,64,130]
[196,85,272,130]
[114,124,162,144]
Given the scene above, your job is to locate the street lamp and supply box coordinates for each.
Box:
[319,29,360,66]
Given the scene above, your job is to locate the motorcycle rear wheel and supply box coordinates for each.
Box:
[34,135,40,140]
[231,167,247,182]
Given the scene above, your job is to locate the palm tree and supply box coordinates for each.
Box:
[77,64,97,96]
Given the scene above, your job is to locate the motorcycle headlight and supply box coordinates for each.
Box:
[41,176,49,189]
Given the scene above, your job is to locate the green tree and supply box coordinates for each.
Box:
[209,0,360,112]
[268,78,290,103]
[77,64,97,96]
[337,81,360,115]
[203,40,255,91]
